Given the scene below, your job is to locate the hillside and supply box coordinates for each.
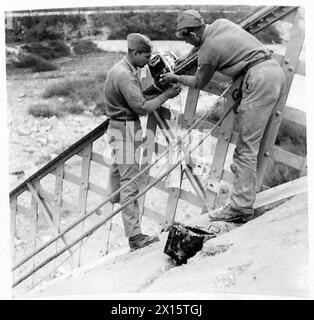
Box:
[24,192,309,299]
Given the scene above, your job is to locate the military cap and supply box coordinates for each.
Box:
[176,9,205,31]
[127,33,153,52]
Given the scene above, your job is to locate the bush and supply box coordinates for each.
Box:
[28,101,85,118]
[21,40,71,60]
[6,15,85,43]
[90,7,280,43]
[43,77,104,105]
[63,103,86,115]
[6,7,281,44]
[13,53,57,72]
[28,103,63,118]
[71,39,103,55]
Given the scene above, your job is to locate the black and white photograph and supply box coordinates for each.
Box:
[1,0,313,301]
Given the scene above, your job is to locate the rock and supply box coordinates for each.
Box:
[58,97,65,103]
[15,238,25,247]
[77,100,84,107]
[19,93,26,98]
[25,147,36,154]
[41,236,52,243]
[41,118,51,127]
[30,126,40,133]
[44,125,52,131]
[38,137,48,145]
[17,127,32,136]
[48,115,59,126]
[9,162,32,174]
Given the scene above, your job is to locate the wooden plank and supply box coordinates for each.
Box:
[204,80,239,210]
[53,165,64,227]
[272,146,305,170]
[153,110,183,227]
[88,183,107,197]
[272,53,305,76]
[257,9,305,189]
[10,197,17,264]
[154,108,207,225]
[183,88,200,126]
[184,167,208,208]
[37,187,77,213]
[143,207,166,226]
[282,106,306,126]
[59,170,107,197]
[91,152,111,167]
[254,176,307,209]
[138,111,158,221]
[148,174,204,208]
[279,8,297,24]
[26,182,73,259]
[179,189,204,208]
[172,106,305,141]
[29,195,39,286]
[77,144,93,267]
[300,157,307,177]
[165,187,182,228]
[52,164,66,273]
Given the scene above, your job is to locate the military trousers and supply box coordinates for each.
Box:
[107,119,144,237]
[230,59,286,215]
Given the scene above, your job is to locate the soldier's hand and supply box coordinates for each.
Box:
[164,84,182,99]
[160,72,179,85]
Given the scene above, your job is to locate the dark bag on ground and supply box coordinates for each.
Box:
[164,222,216,265]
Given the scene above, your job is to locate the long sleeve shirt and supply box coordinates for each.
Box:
[104,57,165,118]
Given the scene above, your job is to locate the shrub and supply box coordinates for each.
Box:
[6,7,281,44]
[63,103,86,115]
[28,101,86,117]
[43,77,104,105]
[28,103,63,118]
[21,40,71,60]
[13,53,57,72]
[71,39,103,55]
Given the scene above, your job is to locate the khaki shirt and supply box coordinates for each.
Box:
[197,19,270,78]
[104,57,162,118]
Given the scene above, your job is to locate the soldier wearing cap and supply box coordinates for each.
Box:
[104,33,181,250]
[161,10,286,223]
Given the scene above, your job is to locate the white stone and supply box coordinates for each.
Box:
[17,127,32,136]
[9,162,32,174]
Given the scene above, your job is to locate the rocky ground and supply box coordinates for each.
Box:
[24,192,309,299]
